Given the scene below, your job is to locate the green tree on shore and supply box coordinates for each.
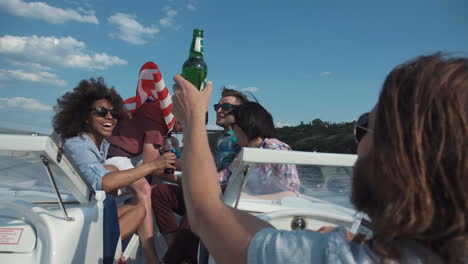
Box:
[207,118,357,154]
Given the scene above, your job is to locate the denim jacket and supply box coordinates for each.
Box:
[64,133,110,190]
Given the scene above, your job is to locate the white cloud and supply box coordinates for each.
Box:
[64,0,93,10]
[159,6,180,29]
[0,69,67,86]
[0,0,98,24]
[108,13,159,45]
[224,84,238,89]
[0,35,127,69]
[241,87,260,93]
[275,122,291,128]
[8,60,53,71]
[0,97,52,111]
[186,0,197,11]
[320,71,332,76]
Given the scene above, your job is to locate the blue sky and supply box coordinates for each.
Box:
[0,0,467,134]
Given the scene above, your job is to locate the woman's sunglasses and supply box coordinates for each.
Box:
[90,107,120,119]
[354,112,373,143]
[213,103,235,112]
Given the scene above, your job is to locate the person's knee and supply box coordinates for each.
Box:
[132,178,152,199]
[136,179,152,197]
[140,180,152,197]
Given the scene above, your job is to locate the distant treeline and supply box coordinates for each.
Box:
[207,118,357,154]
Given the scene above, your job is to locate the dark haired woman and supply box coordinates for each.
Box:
[53,77,175,264]
[226,101,301,196]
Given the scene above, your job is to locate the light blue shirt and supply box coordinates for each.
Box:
[64,133,110,190]
[248,226,441,264]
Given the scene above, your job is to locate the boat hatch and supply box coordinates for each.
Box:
[0,217,36,253]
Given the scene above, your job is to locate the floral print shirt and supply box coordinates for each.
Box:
[219,138,300,194]
[214,129,241,184]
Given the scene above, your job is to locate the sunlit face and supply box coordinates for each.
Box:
[357,105,376,157]
[215,96,239,130]
[232,123,248,147]
[87,99,117,139]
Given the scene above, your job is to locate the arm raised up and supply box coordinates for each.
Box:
[171,75,273,264]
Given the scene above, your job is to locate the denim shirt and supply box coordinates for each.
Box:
[64,133,110,190]
[248,227,378,264]
[248,227,441,264]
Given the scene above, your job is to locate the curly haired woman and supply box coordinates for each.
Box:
[53,77,175,264]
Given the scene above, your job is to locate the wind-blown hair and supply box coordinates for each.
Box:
[53,77,126,139]
[353,53,468,262]
[232,102,275,141]
[221,87,249,104]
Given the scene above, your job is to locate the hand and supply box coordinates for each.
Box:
[172,74,213,126]
[151,152,177,173]
[316,226,336,234]
[316,226,359,242]
[115,254,127,264]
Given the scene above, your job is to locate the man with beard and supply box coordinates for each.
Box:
[171,53,467,263]
[151,88,248,263]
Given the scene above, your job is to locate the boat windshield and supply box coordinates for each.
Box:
[236,162,354,213]
[0,149,76,203]
[297,164,352,208]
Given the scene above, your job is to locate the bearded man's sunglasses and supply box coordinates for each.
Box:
[213,103,235,112]
[90,107,121,119]
[354,112,373,143]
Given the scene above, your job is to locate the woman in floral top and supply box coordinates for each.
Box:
[219,101,300,195]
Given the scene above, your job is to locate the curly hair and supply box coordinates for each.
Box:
[352,53,468,262]
[53,77,126,139]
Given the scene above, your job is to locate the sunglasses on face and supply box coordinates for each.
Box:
[354,112,373,143]
[213,103,235,112]
[90,107,120,119]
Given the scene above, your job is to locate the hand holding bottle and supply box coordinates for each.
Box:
[172,74,213,126]
[150,151,177,175]
[162,133,175,175]
[182,28,209,124]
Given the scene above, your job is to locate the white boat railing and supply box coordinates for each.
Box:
[237,147,357,166]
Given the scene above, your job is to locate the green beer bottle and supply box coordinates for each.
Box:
[182,29,207,91]
[182,28,208,122]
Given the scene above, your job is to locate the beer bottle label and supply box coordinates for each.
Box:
[200,79,207,91]
[194,37,204,55]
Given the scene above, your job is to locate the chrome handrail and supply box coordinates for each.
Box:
[40,155,74,221]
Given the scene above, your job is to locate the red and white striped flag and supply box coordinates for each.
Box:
[124,62,175,132]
